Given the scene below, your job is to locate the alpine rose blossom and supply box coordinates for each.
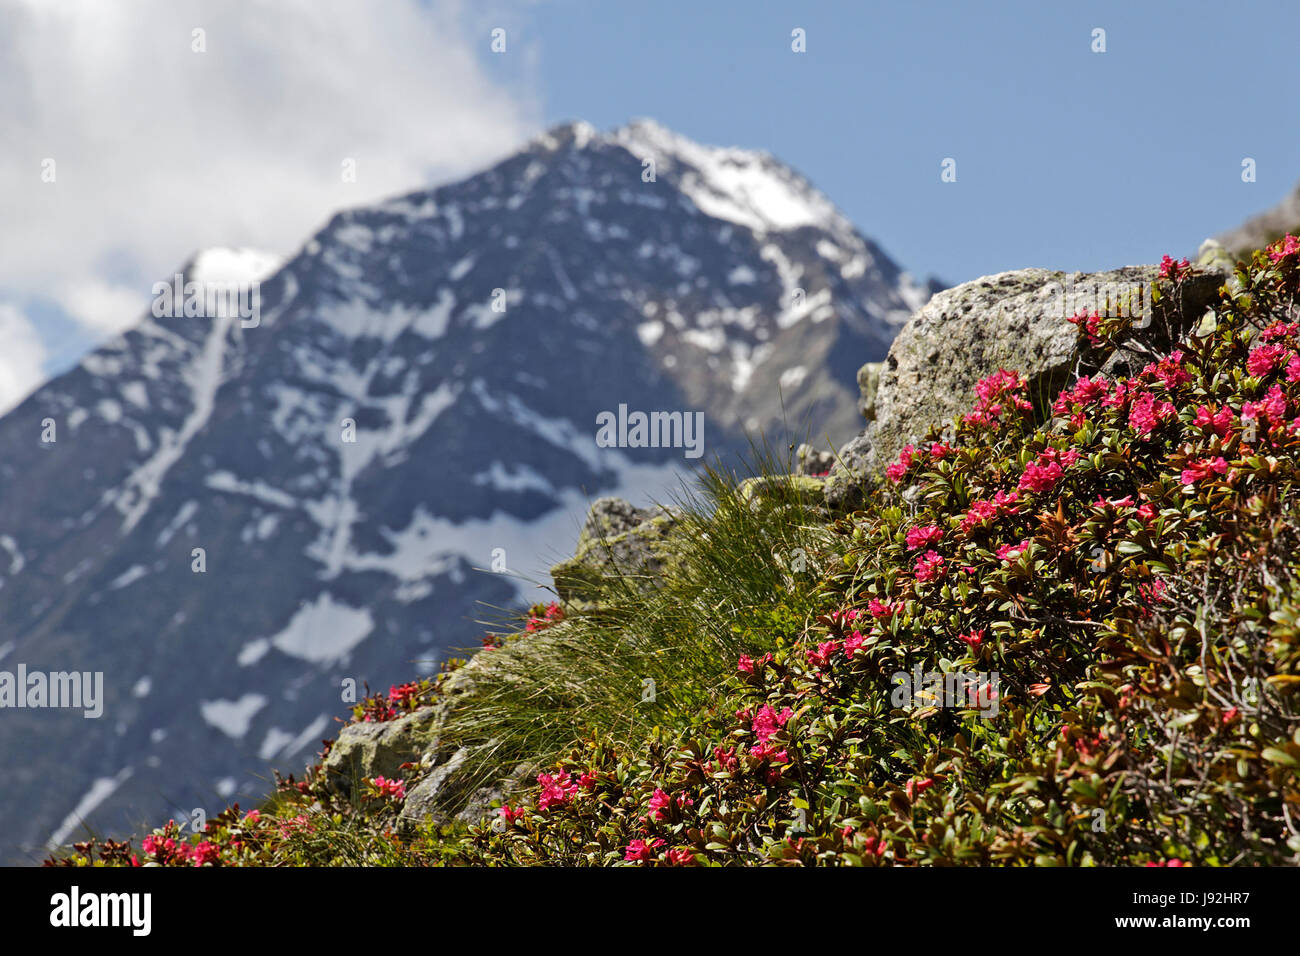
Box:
[914,550,946,583]
[1158,254,1189,279]
[886,445,917,484]
[1180,457,1228,486]
[1246,343,1290,378]
[1267,233,1300,263]
[752,704,793,743]
[624,838,665,863]
[1019,459,1064,494]
[905,524,944,550]
[1128,391,1176,436]
[1194,404,1233,438]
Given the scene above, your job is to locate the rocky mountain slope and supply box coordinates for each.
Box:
[0,119,938,861]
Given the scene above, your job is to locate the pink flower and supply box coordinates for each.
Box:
[930,442,955,459]
[370,776,406,801]
[1194,404,1233,438]
[1158,254,1189,280]
[737,654,754,674]
[749,742,789,764]
[1180,456,1228,486]
[914,550,946,583]
[1136,502,1157,524]
[1267,234,1300,263]
[713,746,738,771]
[1068,310,1104,346]
[905,777,935,799]
[1019,458,1064,494]
[957,629,985,649]
[536,769,580,811]
[1142,351,1192,389]
[243,810,261,824]
[844,630,868,657]
[868,598,897,619]
[667,848,695,866]
[624,838,665,863]
[1246,343,1290,378]
[1093,494,1134,509]
[997,539,1031,562]
[1261,320,1300,341]
[646,788,691,822]
[905,524,944,550]
[1052,375,1110,415]
[964,369,1033,426]
[886,444,917,484]
[752,705,793,743]
[959,490,1020,532]
[807,640,840,668]
[191,841,220,867]
[1127,390,1176,436]
[1139,578,1167,606]
[1243,384,1288,426]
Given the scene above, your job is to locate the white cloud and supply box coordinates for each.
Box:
[54,278,150,338]
[0,0,540,378]
[0,303,49,413]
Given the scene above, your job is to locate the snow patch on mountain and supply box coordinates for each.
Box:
[46,768,135,850]
[267,594,373,664]
[613,119,854,237]
[200,694,269,738]
[189,247,284,285]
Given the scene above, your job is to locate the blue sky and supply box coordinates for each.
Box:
[493,0,1300,284]
[2,0,1297,408]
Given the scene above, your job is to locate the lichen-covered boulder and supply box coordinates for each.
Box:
[399,750,535,832]
[824,265,1223,511]
[550,497,681,604]
[319,706,441,801]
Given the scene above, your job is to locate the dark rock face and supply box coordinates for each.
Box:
[0,119,934,861]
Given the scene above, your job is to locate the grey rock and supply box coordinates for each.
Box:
[455,761,538,827]
[794,443,835,476]
[399,746,475,831]
[319,706,440,802]
[823,428,877,512]
[825,265,1222,508]
[550,497,682,604]
[399,747,535,832]
[857,361,883,421]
